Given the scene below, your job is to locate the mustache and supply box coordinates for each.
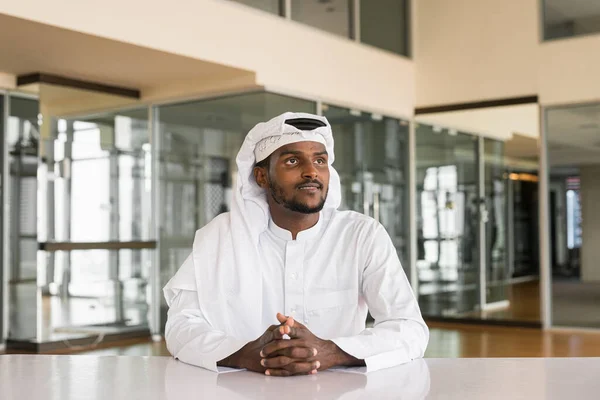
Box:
[296,179,323,189]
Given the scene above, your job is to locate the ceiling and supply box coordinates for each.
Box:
[0,13,254,96]
[546,103,600,167]
[415,103,540,141]
[505,134,539,162]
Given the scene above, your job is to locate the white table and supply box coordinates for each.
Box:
[1,355,599,399]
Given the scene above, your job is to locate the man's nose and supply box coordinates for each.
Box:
[302,163,318,180]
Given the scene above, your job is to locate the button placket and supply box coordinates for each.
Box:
[284,241,304,320]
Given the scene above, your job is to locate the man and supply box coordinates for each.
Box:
[163,112,428,376]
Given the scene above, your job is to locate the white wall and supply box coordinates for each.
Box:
[539,35,600,106]
[0,0,415,118]
[415,0,539,107]
[580,165,600,283]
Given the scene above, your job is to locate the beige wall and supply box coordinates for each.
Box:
[0,0,415,118]
[539,35,600,106]
[0,72,15,89]
[580,165,600,283]
[415,0,539,107]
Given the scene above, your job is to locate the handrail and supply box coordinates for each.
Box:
[38,241,157,252]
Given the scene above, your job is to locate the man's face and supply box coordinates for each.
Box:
[254,141,330,214]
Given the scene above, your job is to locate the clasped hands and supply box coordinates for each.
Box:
[219,312,362,376]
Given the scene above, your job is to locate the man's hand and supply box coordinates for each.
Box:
[260,313,365,376]
[217,316,318,375]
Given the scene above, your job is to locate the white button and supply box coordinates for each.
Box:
[291,308,297,315]
[304,319,309,324]
[290,272,298,280]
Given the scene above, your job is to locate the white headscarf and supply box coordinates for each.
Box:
[163,112,341,339]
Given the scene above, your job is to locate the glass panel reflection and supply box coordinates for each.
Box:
[10,248,152,342]
[156,92,316,331]
[6,96,39,341]
[484,138,508,304]
[416,124,479,317]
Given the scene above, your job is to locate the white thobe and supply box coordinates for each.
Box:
[164,210,429,373]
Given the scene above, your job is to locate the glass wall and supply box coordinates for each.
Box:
[322,105,410,275]
[6,84,154,347]
[228,0,282,15]
[415,124,480,317]
[546,103,600,329]
[543,0,600,40]
[156,92,316,330]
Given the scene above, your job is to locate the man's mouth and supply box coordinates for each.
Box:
[297,183,322,191]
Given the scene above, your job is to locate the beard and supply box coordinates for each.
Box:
[269,179,327,214]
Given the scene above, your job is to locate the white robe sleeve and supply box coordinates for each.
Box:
[164,256,248,372]
[330,224,429,373]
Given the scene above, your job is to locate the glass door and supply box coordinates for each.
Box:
[322,105,410,276]
[415,124,480,317]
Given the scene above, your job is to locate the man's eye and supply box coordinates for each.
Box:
[286,158,298,165]
[315,158,326,164]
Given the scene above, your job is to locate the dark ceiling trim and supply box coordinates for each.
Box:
[17,73,140,99]
[415,95,539,115]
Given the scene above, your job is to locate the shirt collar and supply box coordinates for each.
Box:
[268,212,323,242]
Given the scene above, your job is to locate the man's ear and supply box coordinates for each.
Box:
[254,166,268,189]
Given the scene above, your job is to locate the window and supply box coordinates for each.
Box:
[360,0,410,56]
[543,0,600,40]
[228,0,282,15]
[291,0,351,38]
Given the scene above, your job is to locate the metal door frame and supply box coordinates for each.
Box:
[0,91,7,348]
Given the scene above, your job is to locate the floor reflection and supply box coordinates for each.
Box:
[8,282,148,343]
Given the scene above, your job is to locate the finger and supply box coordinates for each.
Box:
[272,324,292,340]
[261,356,294,369]
[262,325,279,344]
[286,325,308,339]
[270,346,317,360]
[276,313,295,328]
[264,368,291,377]
[262,339,306,357]
[285,360,321,376]
[276,313,288,324]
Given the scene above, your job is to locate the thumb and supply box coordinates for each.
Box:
[276,312,295,327]
[276,312,287,324]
